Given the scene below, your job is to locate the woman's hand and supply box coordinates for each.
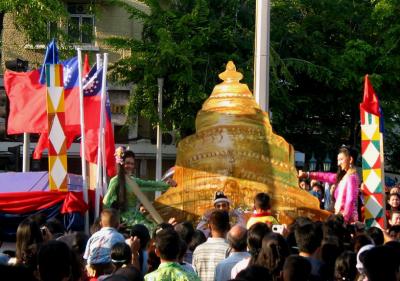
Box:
[165,178,177,187]
[298,170,308,179]
[168,217,178,226]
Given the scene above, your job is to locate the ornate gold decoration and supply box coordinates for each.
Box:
[154,61,330,224]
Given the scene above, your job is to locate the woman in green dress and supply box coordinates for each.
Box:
[103,147,172,231]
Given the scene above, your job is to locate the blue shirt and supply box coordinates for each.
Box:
[84,227,125,265]
[215,252,250,281]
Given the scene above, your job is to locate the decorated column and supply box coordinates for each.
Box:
[360,75,385,229]
[46,64,68,191]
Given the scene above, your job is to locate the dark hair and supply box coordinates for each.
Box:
[16,218,43,267]
[320,236,342,280]
[388,224,400,235]
[155,228,180,260]
[130,224,150,272]
[363,245,398,281]
[254,193,271,211]
[209,209,230,234]
[388,192,400,201]
[44,218,65,239]
[282,255,311,281]
[38,240,81,281]
[113,266,144,281]
[294,223,322,254]
[334,251,357,281]
[255,233,289,280]
[174,221,195,244]
[57,231,89,257]
[188,229,206,252]
[366,227,384,246]
[353,234,373,253]
[235,265,272,281]
[116,150,136,211]
[152,222,174,239]
[130,224,151,250]
[0,264,37,280]
[336,146,358,186]
[111,242,132,269]
[227,226,247,252]
[323,215,346,245]
[248,222,271,265]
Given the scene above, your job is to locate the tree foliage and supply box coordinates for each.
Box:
[0,0,67,44]
[0,0,97,58]
[270,0,400,170]
[107,0,293,137]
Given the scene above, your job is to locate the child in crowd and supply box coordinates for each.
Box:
[84,208,125,278]
[298,178,310,191]
[388,211,400,227]
[309,181,324,209]
[386,193,400,225]
[387,192,400,211]
[246,193,279,229]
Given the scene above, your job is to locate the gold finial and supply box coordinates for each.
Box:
[218,61,243,82]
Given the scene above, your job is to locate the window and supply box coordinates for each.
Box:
[68,14,94,44]
[67,4,94,44]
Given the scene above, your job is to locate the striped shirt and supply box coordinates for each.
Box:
[192,237,229,281]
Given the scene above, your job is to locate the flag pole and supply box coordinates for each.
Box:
[95,53,108,218]
[96,54,108,198]
[78,48,89,235]
[155,78,163,198]
[94,54,102,219]
[22,133,30,172]
[254,0,270,113]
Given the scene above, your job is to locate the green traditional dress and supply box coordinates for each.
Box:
[103,175,169,231]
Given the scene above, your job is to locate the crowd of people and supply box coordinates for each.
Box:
[0,190,399,281]
[1,146,399,281]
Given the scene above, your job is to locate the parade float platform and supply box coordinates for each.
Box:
[0,172,89,241]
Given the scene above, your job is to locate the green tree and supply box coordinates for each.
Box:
[108,0,400,170]
[270,0,400,170]
[106,0,293,137]
[0,0,67,44]
[0,0,97,58]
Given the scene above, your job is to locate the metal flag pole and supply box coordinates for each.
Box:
[254,0,270,113]
[155,78,164,198]
[97,55,108,197]
[22,133,30,172]
[95,53,108,218]
[77,48,89,234]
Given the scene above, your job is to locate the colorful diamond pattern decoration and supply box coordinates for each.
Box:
[46,64,68,191]
[360,111,385,229]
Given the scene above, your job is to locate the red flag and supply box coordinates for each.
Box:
[4,69,47,134]
[5,57,116,177]
[360,75,380,116]
[83,54,90,77]
[81,67,116,177]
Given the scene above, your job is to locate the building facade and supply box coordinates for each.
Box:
[0,0,176,181]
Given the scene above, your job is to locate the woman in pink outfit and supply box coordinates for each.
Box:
[299,146,360,223]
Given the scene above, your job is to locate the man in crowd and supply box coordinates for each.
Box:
[197,191,245,237]
[214,225,249,281]
[144,228,200,281]
[193,209,230,281]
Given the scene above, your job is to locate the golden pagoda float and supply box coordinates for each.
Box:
[154,61,330,224]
